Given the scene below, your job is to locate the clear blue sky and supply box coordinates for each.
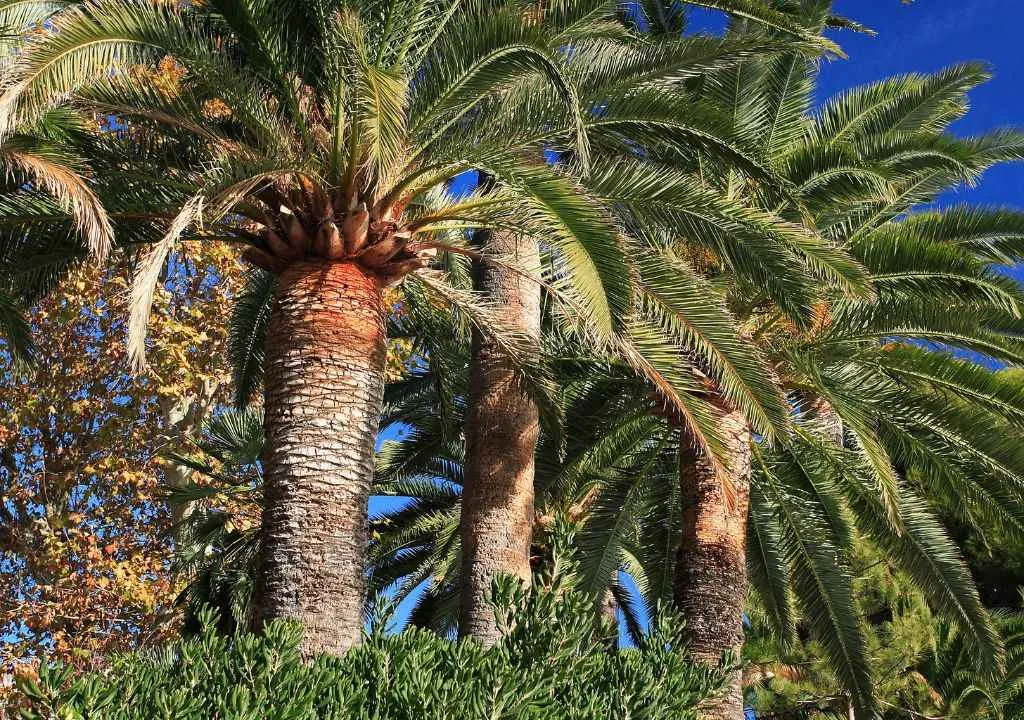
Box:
[822,0,1024,208]
[688,1,1024,209]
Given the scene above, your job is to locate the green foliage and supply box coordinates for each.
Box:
[0,288,33,364]
[4,4,1024,720]
[745,545,1024,720]
[15,579,722,720]
[0,0,846,476]
[165,406,264,636]
[0,249,240,673]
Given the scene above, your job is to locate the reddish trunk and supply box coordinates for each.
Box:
[674,406,752,720]
[255,260,386,658]
[459,230,541,644]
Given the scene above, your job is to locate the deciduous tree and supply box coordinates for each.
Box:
[0,246,238,689]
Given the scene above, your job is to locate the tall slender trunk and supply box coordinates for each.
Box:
[459,229,541,644]
[255,260,386,658]
[674,405,751,720]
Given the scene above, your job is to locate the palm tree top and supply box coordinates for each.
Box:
[0,0,627,360]
[0,0,853,455]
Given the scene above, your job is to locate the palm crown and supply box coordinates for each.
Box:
[0,0,841,421]
[0,0,629,360]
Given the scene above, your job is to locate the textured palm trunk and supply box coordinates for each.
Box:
[809,396,843,445]
[674,406,752,720]
[458,229,541,644]
[255,260,386,658]
[599,585,619,627]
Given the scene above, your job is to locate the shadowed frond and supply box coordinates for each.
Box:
[228,268,276,407]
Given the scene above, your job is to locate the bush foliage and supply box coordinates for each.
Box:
[15,579,721,720]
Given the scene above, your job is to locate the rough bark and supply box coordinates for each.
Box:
[674,405,752,720]
[599,585,619,627]
[255,260,386,658]
[458,229,541,644]
[809,395,843,446]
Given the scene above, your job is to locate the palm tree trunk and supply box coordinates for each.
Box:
[255,260,386,658]
[459,229,541,644]
[599,584,619,627]
[674,404,751,720]
[809,396,843,445]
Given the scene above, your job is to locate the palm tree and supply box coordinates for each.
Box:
[1,0,852,654]
[166,398,1024,720]
[619,7,1024,716]
[684,1,1024,708]
[454,4,836,645]
[193,0,851,645]
[454,0,845,645]
[458,220,543,642]
[366,17,1024,720]
[0,0,655,655]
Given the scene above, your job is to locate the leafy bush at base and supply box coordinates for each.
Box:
[15,579,722,720]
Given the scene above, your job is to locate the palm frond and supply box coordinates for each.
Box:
[228,267,276,407]
[127,194,204,371]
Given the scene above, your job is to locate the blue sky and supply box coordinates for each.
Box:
[821,0,1024,208]
[688,1,1024,209]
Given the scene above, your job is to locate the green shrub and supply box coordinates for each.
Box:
[15,579,721,720]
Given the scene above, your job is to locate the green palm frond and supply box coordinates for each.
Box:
[228,268,276,408]
[477,157,630,337]
[901,206,1024,265]
[754,443,875,720]
[0,0,220,132]
[747,480,795,644]
[200,405,265,465]
[809,436,1006,682]
[865,345,1024,427]
[0,288,33,364]
[633,241,788,438]
[809,63,991,149]
[685,0,844,58]
[759,53,813,161]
